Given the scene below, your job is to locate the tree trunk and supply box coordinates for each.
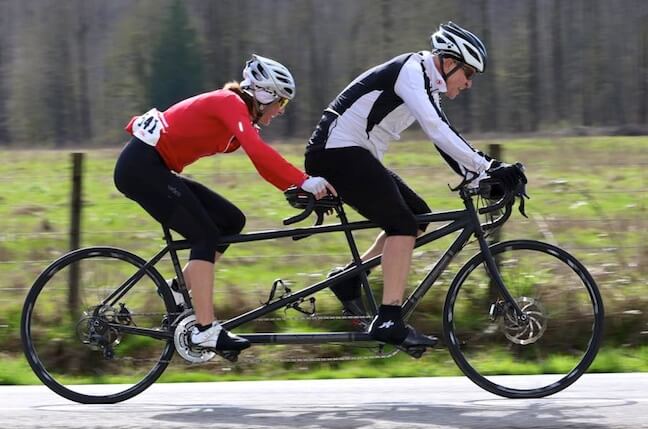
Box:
[528,0,539,130]
[551,0,564,123]
[76,0,92,143]
[479,0,497,131]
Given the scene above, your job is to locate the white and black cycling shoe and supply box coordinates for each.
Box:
[190,323,250,352]
[157,278,187,311]
[167,278,186,309]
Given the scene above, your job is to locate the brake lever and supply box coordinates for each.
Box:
[516,182,530,218]
[292,208,325,241]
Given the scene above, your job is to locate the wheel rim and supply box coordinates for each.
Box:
[22,248,175,403]
[445,241,603,397]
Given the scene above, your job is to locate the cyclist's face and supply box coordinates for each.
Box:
[258,98,287,126]
[444,59,475,99]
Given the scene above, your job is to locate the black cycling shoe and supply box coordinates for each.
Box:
[368,310,438,348]
[369,322,438,359]
[328,266,369,317]
[399,325,438,348]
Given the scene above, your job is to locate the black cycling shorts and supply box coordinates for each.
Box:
[114,138,245,262]
[305,146,430,236]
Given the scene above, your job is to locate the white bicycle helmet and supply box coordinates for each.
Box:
[241,54,296,104]
[430,22,487,73]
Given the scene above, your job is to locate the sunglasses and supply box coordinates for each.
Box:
[460,63,476,80]
[278,97,290,109]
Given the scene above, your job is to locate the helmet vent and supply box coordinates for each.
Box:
[242,54,297,100]
[464,45,478,60]
[430,22,487,73]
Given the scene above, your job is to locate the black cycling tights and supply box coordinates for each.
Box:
[306,147,430,236]
[114,138,245,262]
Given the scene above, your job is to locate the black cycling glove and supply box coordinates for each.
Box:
[486,161,527,190]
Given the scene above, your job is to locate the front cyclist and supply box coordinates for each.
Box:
[115,55,336,353]
[305,22,526,347]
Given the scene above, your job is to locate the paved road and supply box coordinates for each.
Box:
[1,373,646,428]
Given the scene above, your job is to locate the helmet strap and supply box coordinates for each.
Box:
[439,54,462,82]
[251,100,265,124]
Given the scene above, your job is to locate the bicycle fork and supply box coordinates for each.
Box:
[464,196,528,323]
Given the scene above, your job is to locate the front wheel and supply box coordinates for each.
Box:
[21,247,177,403]
[443,240,604,398]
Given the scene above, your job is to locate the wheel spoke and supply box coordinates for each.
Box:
[444,240,603,398]
[21,247,175,404]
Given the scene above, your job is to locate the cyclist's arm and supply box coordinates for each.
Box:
[395,59,493,178]
[214,95,308,191]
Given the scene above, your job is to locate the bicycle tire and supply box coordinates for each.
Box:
[443,239,604,398]
[21,246,177,404]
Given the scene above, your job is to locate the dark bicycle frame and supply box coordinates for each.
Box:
[99,188,525,345]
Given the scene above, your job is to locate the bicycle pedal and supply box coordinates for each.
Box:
[400,345,427,359]
[350,318,368,329]
[216,350,240,363]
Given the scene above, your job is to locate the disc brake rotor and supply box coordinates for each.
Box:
[501,297,547,345]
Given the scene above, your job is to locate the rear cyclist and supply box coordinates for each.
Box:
[114,55,336,353]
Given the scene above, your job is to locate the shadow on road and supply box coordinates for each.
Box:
[147,398,636,428]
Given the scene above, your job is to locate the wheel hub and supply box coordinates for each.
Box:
[500,297,547,345]
[76,305,122,350]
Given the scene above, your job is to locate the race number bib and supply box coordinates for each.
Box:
[132,108,167,146]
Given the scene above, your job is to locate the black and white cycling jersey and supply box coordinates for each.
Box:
[307,50,492,178]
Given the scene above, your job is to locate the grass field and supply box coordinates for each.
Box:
[0,136,647,384]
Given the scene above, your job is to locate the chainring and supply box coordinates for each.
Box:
[174,314,216,363]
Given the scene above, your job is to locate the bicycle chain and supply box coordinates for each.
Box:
[106,310,398,366]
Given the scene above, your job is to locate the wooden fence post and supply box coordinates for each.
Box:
[488,143,502,303]
[68,152,84,317]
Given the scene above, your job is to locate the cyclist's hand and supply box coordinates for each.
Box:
[301,176,338,199]
[486,161,527,190]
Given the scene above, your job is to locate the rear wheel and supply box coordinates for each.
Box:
[21,247,177,403]
[443,240,604,398]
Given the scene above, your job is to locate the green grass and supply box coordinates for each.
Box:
[1,136,647,384]
[3,346,647,385]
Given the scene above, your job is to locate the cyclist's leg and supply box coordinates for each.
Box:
[179,176,246,253]
[349,169,431,263]
[306,148,417,304]
[174,177,245,327]
[114,139,248,350]
[146,177,249,350]
[306,148,436,346]
[307,149,424,291]
[379,170,431,303]
[387,169,431,231]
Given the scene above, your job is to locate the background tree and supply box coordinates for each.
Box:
[2,0,648,147]
[101,1,167,145]
[640,16,648,124]
[149,0,204,110]
[0,0,11,145]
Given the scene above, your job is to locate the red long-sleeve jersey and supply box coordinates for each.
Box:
[125,89,307,191]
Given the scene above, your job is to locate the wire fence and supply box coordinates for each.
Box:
[1,142,647,345]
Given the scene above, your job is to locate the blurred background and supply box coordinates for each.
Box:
[1,0,648,146]
[0,0,646,385]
